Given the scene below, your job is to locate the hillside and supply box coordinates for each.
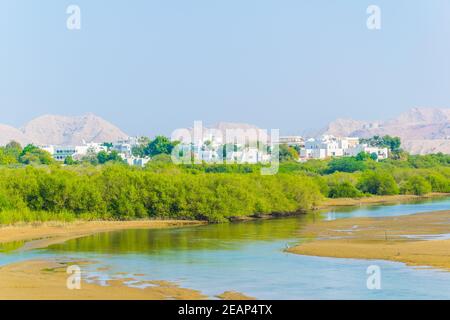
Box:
[323,107,450,154]
[0,114,128,146]
[0,124,30,146]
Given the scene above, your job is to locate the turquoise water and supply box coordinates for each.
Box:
[1,197,450,299]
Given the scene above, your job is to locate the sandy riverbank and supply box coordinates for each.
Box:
[318,193,450,208]
[0,259,209,300]
[0,220,259,300]
[0,193,447,249]
[216,291,256,300]
[0,259,257,300]
[0,220,206,251]
[288,210,450,271]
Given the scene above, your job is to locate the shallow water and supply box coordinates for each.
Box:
[323,197,450,219]
[402,233,450,240]
[2,197,450,299]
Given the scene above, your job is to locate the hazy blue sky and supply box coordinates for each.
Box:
[2,1,450,136]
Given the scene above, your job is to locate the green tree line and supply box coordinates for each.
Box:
[0,138,448,224]
[0,164,322,224]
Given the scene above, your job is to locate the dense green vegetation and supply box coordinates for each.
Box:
[0,138,448,224]
[0,164,322,223]
[0,142,54,166]
[132,136,178,158]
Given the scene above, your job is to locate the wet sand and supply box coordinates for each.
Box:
[216,291,256,300]
[0,220,206,251]
[0,259,256,300]
[319,193,449,208]
[288,210,450,271]
[0,259,208,300]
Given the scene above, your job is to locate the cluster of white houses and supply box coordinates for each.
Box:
[40,138,150,167]
[180,134,389,163]
[38,134,389,166]
[300,135,389,160]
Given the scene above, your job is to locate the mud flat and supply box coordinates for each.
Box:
[0,259,207,300]
[216,291,256,300]
[319,193,450,208]
[288,210,450,271]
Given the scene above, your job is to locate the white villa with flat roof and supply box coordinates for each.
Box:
[40,143,107,162]
[278,136,304,146]
[300,135,388,161]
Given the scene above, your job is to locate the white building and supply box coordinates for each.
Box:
[278,136,304,146]
[345,144,389,160]
[40,143,108,162]
[40,139,154,167]
[73,143,108,159]
[122,155,151,167]
[300,135,389,161]
[112,142,133,156]
[175,142,273,164]
[111,137,143,157]
[301,135,344,159]
[40,146,77,161]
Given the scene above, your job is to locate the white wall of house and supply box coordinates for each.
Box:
[112,143,132,156]
[279,136,304,146]
[123,155,150,167]
[346,145,389,160]
[40,143,108,161]
[74,143,107,159]
[300,136,389,160]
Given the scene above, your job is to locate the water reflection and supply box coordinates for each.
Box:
[47,215,316,254]
[37,196,450,299]
[47,197,450,255]
[321,197,450,219]
[0,240,25,253]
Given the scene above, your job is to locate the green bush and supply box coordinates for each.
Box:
[357,171,399,195]
[400,176,432,196]
[0,165,323,223]
[329,182,363,198]
[326,157,367,173]
[425,173,450,193]
[0,150,448,224]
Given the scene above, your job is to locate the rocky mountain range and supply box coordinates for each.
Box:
[0,108,448,154]
[0,114,129,146]
[322,107,450,154]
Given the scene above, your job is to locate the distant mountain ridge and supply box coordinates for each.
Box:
[1,108,449,154]
[0,124,30,146]
[322,107,450,154]
[0,114,129,146]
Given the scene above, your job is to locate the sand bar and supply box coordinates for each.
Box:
[288,210,450,271]
[319,193,449,208]
[0,259,208,300]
